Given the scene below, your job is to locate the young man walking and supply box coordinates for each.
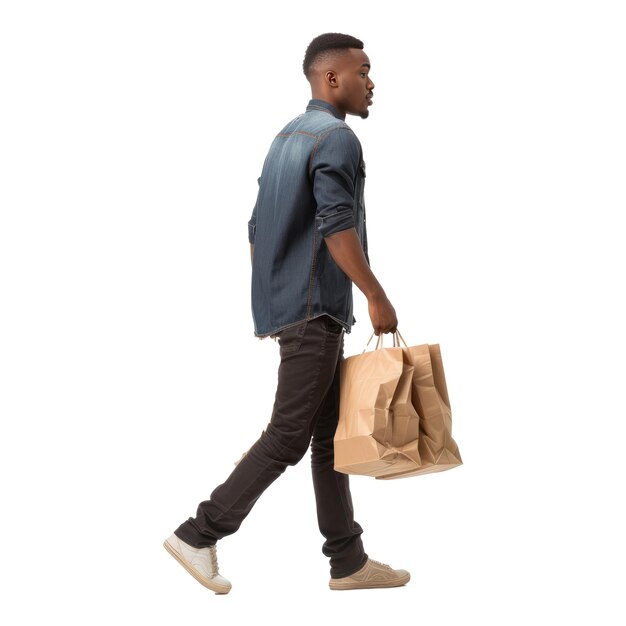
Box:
[164,33,409,594]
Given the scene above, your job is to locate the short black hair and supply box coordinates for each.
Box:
[303,32,364,77]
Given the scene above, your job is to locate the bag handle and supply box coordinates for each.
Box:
[394,330,409,348]
[363,332,382,352]
[363,329,408,353]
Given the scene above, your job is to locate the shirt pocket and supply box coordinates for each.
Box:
[356,161,366,221]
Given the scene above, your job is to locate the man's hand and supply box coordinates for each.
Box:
[368,291,398,335]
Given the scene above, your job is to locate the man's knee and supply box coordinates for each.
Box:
[260,425,310,466]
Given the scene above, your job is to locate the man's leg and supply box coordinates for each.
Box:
[309,318,368,579]
[174,316,344,548]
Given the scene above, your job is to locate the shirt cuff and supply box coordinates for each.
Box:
[317,211,355,238]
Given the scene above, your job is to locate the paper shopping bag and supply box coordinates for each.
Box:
[334,338,421,477]
[378,340,462,479]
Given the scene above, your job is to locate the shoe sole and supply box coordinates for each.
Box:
[329,572,411,590]
[163,540,231,594]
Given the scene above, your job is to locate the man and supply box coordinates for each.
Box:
[164,33,409,594]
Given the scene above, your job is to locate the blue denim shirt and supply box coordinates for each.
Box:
[248,99,369,337]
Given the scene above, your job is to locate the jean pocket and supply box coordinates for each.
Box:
[324,316,344,335]
[277,321,307,355]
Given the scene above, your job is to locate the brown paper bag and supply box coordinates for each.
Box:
[334,337,421,477]
[377,339,462,479]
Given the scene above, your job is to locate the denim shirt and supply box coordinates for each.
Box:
[248,99,369,337]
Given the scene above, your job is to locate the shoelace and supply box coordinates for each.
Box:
[369,558,391,569]
[208,545,220,576]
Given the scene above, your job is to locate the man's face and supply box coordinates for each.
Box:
[334,48,375,119]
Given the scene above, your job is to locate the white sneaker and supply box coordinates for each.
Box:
[163,534,232,594]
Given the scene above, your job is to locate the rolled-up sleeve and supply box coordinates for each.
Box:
[310,127,360,238]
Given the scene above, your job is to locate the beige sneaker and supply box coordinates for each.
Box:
[163,534,231,594]
[329,558,410,590]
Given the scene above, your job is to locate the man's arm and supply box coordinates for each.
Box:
[324,228,397,335]
[250,243,254,265]
[310,128,397,334]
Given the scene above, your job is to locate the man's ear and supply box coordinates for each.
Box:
[325,70,339,88]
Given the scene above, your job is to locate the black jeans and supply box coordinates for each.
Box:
[174,315,368,579]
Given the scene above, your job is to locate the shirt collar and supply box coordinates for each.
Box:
[306,99,345,120]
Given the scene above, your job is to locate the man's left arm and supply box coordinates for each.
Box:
[310,128,398,334]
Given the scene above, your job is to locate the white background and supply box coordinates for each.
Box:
[1,1,625,624]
